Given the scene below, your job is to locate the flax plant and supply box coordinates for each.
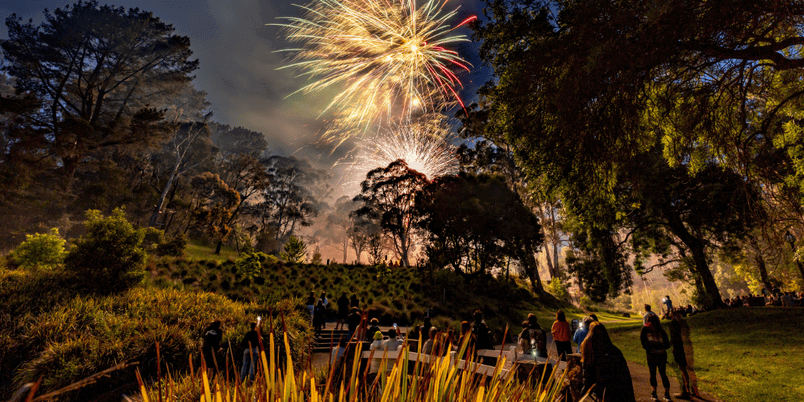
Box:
[141,329,588,402]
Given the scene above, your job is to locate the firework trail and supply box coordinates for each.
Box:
[275,0,475,146]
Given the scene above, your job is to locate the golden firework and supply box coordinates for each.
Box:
[275,0,474,145]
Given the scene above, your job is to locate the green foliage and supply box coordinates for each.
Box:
[579,296,592,309]
[11,228,65,270]
[64,208,147,294]
[546,277,569,301]
[418,173,543,276]
[310,247,323,265]
[236,251,267,281]
[280,235,307,263]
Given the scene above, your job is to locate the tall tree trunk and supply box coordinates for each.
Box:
[748,236,772,291]
[343,236,348,263]
[215,240,223,255]
[667,217,725,310]
[150,159,181,227]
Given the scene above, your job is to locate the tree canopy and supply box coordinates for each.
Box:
[2,0,199,183]
[472,0,804,305]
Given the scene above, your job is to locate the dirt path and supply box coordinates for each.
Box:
[627,361,721,402]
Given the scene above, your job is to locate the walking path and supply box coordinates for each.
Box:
[627,361,720,402]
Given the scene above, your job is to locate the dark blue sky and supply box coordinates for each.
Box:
[0,0,491,174]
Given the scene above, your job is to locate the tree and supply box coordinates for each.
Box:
[280,235,308,263]
[348,204,383,264]
[472,0,803,306]
[210,123,269,158]
[64,208,147,294]
[457,102,567,282]
[251,155,328,250]
[317,196,357,263]
[149,117,214,227]
[188,172,240,254]
[353,160,428,267]
[417,173,544,288]
[2,1,199,184]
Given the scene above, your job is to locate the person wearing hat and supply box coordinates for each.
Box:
[366,317,381,342]
[368,330,385,373]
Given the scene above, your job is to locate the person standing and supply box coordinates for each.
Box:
[551,310,572,361]
[573,316,594,353]
[202,321,223,376]
[669,312,694,400]
[335,291,349,330]
[306,291,316,324]
[240,322,260,382]
[421,316,432,342]
[350,293,359,308]
[641,314,672,401]
[346,307,361,341]
[662,296,674,318]
[313,299,326,337]
[643,304,658,325]
[518,314,547,358]
[581,322,636,402]
[470,310,494,351]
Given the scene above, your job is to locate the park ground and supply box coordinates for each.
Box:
[313,306,804,402]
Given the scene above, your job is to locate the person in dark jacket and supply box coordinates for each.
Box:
[313,299,326,337]
[240,322,260,382]
[581,322,635,402]
[669,312,695,399]
[202,321,223,375]
[346,307,361,341]
[335,291,349,330]
[641,314,672,401]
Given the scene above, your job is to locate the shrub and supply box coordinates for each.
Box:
[547,277,570,301]
[235,251,267,281]
[280,236,307,263]
[64,208,147,294]
[10,228,66,270]
[579,296,593,309]
[310,247,322,265]
[156,233,188,257]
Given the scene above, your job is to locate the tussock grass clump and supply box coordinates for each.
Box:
[0,267,312,402]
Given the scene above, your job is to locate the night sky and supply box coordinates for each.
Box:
[0,0,490,186]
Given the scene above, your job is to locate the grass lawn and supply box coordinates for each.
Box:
[184,241,239,261]
[606,307,804,402]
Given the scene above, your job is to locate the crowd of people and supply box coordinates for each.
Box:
[198,293,711,400]
[723,287,804,307]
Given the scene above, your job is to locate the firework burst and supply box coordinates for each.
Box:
[275,0,475,145]
[350,121,459,181]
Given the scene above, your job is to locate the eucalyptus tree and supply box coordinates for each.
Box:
[353,160,429,267]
